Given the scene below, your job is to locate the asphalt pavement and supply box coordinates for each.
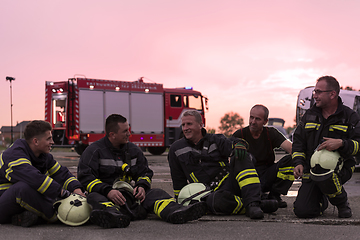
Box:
[2,150,360,239]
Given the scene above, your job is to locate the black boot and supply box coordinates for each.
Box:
[337,201,352,218]
[268,192,287,208]
[90,209,131,228]
[260,199,278,213]
[156,200,207,224]
[245,202,264,219]
[11,211,39,227]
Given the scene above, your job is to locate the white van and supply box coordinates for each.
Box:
[296,86,360,125]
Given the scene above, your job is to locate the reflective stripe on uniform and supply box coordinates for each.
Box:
[329,125,348,132]
[208,143,218,154]
[0,182,13,191]
[190,172,199,183]
[305,122,320,130]
[86,179,103,193]
[5,158,32,181]
[232,195,243,214]
[219,161,226,167]
[174,189,180,197]
[47,162,61,176]
[0,153,4,168]
[213,173,229,191]
[175,147,199,157]
[99,158,124,167]
[292,152,305,159]
[236,169,260,189]
[137,176,151,184]
[277,166,295,181]
[63,176,77,190]
[37,176,53,194]
[351,140,359,155]
[16,197,57,222]
[154,198,176,218]
[327,173,342,198]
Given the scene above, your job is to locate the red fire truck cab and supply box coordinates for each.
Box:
[45,77,208,155]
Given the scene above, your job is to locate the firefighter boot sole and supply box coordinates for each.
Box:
[168,202,207,224]
[11,211,39,227]
[90,210,131,228]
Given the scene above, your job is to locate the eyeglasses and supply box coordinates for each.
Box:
[312,89,333,95]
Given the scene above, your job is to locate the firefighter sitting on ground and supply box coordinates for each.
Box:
[0,120,85,227]
[232,104,294,208]
[168,110,278,219]
[77,114,207,228]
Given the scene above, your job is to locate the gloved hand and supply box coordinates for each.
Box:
[233,138,249,161]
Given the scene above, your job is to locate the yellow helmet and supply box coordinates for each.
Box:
[310,149,343,181]
[53,194,92,226]
[178,183,212,206]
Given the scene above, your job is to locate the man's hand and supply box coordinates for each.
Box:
[317,137,343,151]
[107,189,126,206]
[134,186,146,202]
[233,139,249,161]
[294,165,304,179]
[73,188,86,197]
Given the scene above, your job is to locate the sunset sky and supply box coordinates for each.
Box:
[1,0,360,133]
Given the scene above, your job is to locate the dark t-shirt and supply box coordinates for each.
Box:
[232,126,286,167]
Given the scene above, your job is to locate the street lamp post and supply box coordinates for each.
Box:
[6,76,15,144]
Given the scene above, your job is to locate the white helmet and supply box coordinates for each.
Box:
[178,183,212,206]
[112,181,146,220]
[53,194,92,226]
[113,181,135,194]
[310,149,343,181]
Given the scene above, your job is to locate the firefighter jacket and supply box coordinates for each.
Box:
[168,129,234,197]
[292,97,360,172]
[77,136,153,197]
[0,139,82,198]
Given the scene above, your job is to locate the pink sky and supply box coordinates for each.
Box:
[1,0,360,132]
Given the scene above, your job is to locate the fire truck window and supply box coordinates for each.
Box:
[183,96,188,107]
[52,97,66,127]
[188,95,202,110]
[170,95,182,107]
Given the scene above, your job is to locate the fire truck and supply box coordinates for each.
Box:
[45,77,208,155]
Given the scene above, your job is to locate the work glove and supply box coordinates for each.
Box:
[232,138,249,161]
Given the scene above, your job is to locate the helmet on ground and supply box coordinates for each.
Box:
[178,183,212,206]
[53,193,92,226]
[310,149,343,181]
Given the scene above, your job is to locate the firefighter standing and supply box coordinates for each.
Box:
[0,120,85,227]
[232,105,294,208]
[292,76,360,218]
[168,110,278,219]
[77,114,206,228]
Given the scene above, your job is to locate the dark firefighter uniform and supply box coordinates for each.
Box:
[77,136,203,222]
[168,129,262,215]
[292,97,360,218]
[0,139,83,223]
[233,126,294,197]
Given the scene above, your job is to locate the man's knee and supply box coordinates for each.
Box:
[293,200,321,218]
[206,190,240,215]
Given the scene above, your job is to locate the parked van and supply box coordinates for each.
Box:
[296,86,360,125]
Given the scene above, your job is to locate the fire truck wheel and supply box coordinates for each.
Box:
[147,147,167,155]
[75,143,88,155]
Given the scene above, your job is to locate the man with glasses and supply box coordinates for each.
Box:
[292,76,360,218]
